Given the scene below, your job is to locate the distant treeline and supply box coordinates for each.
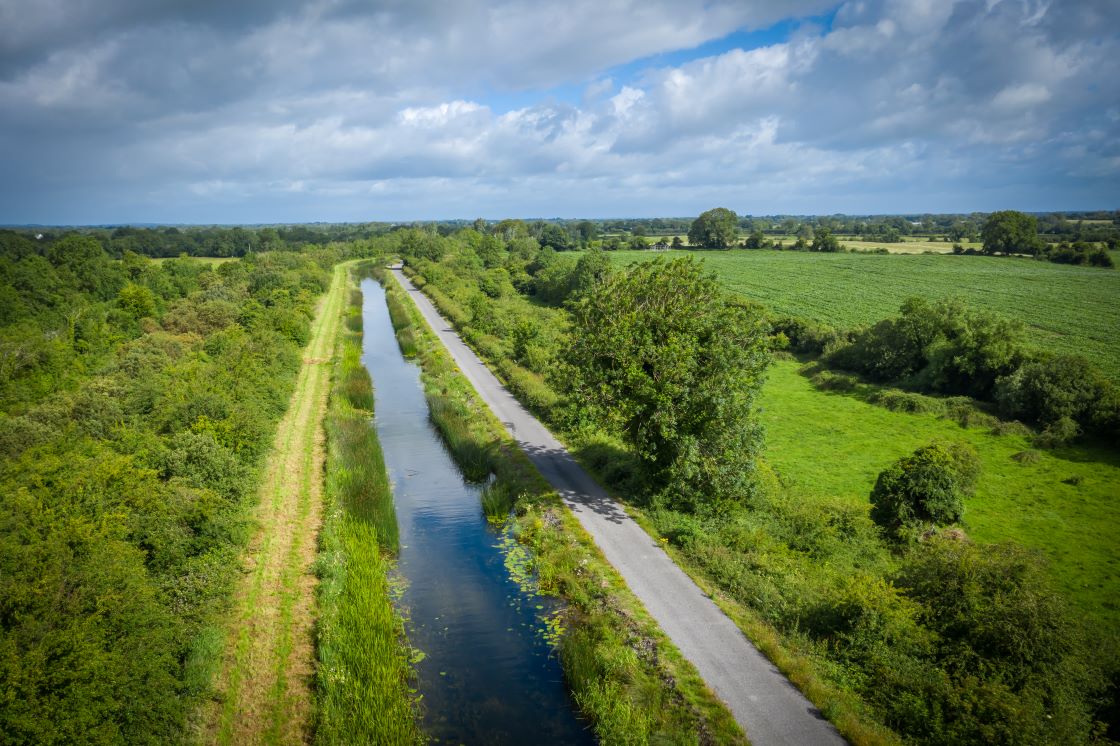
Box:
[0,223,391,259]
[4,209,1117,259]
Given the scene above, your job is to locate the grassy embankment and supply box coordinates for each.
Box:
[313,281,422,744]
[206,264,346,745]
[372,264,746,745]
[608,249,1120,377]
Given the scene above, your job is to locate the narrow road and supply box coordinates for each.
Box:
[204,263,348,745]
[390,267,845,746]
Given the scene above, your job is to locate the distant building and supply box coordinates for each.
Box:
[651,240,670,251]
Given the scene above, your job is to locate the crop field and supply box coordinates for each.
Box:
[760,359,1120,629]
[837,238,970,253]
[608,249,1120,378]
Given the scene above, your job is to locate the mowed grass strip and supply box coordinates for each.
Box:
[761,358,1120,629]
[208,263,348,745]
[607,249,1120,377]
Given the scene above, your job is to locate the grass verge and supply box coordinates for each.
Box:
[313,277,422,744]
[372,263,746,745]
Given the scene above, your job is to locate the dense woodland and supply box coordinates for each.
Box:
[388,224,1118,744]
[0,233,371,741]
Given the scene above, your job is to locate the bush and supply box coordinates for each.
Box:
[770,316,847,356]
[1033,415,1081,449]
[995,353,1112,430]
[894,537,1098,743]
[829,298,1025,400]
[871,389,944,415]
[869,443,980,534]
[497,359,559,414]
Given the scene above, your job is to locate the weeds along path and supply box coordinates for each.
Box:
[205,263,348,745]
[389,267,846,746]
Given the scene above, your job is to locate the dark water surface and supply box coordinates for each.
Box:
[360,279,594,745]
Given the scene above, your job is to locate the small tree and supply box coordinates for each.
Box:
[811,227,842,252]
[870,442,980,534]
[981,211,1042,255]
[687,207,739,249]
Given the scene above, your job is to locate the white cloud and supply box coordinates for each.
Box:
[0,0,1117,222]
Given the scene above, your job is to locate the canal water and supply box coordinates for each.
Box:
[360,279,594,744]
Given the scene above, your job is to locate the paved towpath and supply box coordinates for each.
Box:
[390,267,845,746]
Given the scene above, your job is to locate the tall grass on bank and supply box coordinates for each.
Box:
[338,338,374,413]
[314,276,420,745]
[424,393,494,482]
[377,267,747,745]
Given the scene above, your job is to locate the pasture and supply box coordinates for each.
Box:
[759,358,1120,628]
[608,249,1120,378]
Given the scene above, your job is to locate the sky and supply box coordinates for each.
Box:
[0,0,1117,224]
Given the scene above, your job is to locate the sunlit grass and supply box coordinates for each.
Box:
[760,357,1120,628]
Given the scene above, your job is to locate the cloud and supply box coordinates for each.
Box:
[0,0,1117,222]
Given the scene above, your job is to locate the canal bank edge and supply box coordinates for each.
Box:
[371,262,748,745]
[389,263,848,746]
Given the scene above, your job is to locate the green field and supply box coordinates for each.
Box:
[608,249,1120,378]
[760,359,1120,629]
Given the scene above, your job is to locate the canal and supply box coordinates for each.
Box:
[360,277,594,744]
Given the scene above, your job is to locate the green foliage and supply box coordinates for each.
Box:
[869,443,980,534]
[982,210,1042,256]
[994,353,1113,432]
[892,537,1098,743]
[830,297,1026,399]
[810,226,842,252]
[116,282,157,319]
[569,258,769,513]
[0,247,335,741]
[315,294,420,743]
[425,392,495,482]
[687,207,739,249]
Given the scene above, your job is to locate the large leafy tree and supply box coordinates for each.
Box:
[568,257,769,513]
[687,207,739,249]
[981,210,1042,255]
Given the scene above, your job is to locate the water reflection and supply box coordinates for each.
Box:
[360,279,594,745]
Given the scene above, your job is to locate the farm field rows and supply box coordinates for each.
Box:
[760,359,1120,629]
[608,249,1120,378]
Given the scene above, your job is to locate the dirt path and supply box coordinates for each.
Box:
[204,263,348,745]
[389,267,846,746]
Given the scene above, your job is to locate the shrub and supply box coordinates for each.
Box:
[995,353,1111,431]
[894,537,1098,743]
[809,370,859,393]
[869,443,980,534]
[1033,415,1081,449]
[829,298,1025,400]
[497,359,559,414]
[871,389,944,415]
[770,316,847,356]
